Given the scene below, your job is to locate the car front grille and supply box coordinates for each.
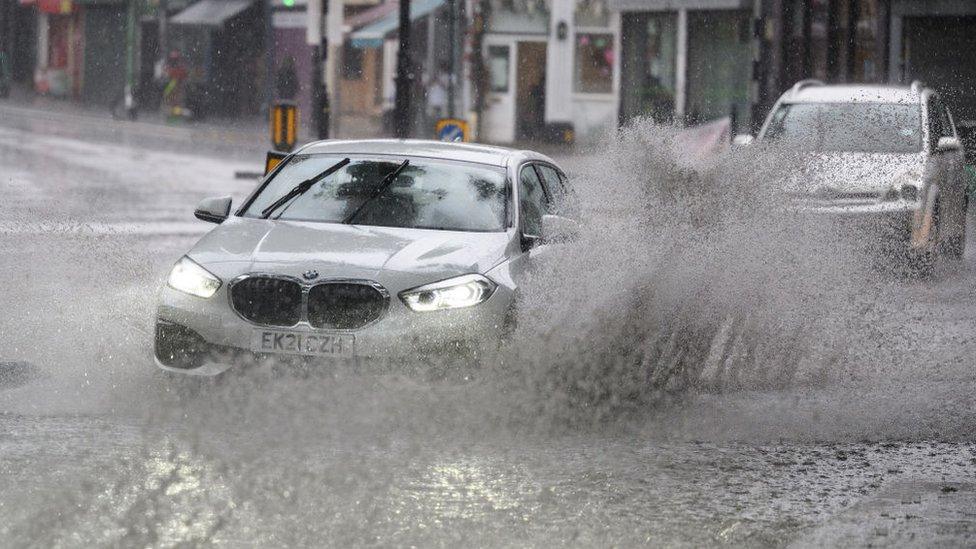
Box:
[307,283,387,329]
[230,276,388,329]
[230,276,303,327]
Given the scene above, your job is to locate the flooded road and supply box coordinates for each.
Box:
[2,106,976,547]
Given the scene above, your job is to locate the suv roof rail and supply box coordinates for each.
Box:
[790,79,825,96]
[910,80,925,93]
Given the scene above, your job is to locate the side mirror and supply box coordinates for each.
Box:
[732,134,754,147]
[936,136,962,153]
[194,196,232,224]
[540,214,580,244]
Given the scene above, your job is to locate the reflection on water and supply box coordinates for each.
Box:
[3,120,976,546]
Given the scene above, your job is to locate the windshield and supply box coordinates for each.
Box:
[243,155,509,232]
[764,102,922,153]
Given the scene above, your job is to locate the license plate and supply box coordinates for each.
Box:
[251,329,355,358]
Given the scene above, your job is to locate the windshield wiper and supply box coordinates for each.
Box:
[342,159,410,224]
[260,157,351,219]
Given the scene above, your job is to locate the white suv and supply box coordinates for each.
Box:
[741,80,968,265]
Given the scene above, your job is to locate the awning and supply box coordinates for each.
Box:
[171,0,254,27]
[608,0,747,11]
[348,0,446,49]
[28,0,74,15]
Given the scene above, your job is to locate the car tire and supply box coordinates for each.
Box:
[905,250,935,278]
[906,198,941,276]
[943,234,966,260]
[942,195,968,260]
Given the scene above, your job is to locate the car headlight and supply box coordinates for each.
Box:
[896,172,922,203]
[399,274,496,312]
[167,256,222,298]
[900,184,919,202]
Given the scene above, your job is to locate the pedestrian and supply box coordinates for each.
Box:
[427,64,450,122]
[162,50,189,117]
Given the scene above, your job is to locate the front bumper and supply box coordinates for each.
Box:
[154,283,512,376]
[792,201,917,254]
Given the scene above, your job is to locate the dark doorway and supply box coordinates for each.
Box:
[515,41,546,141]
[903,16,976,125]
[83,6,127,106]
[904,16,976,162]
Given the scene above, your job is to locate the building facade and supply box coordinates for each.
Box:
[478,0,620,143]
[613,0,753,134]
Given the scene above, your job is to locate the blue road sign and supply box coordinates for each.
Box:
[438,123,464,142]
[435,118,469,142]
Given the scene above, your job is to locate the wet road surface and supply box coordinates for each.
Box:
[2,105,976,547]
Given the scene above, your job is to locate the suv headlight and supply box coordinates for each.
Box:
[167,256,222,298]
[896,171,922,203]
[900,184,919,202]
[399,274,496,312]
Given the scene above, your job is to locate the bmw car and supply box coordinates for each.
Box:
[154,140,579,376]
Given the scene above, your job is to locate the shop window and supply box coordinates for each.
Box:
[574,33,613,94]
[488,45,510,93]
[342,47,364,80]
[686,10,751,130]
[852,0,879,82]
[620,12,676,124]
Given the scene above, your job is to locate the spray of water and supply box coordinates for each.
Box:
[4,120,976,546]
[2,120,963,435]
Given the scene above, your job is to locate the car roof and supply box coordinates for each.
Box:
[297,139,556,168]
[785,83,924,105]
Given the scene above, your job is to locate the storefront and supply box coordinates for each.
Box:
[169,0,265,117]
[889,0,976,127]
[31,0,84,97]
[614,0,751,133]
[3,0,38,88]
[271,0,315,130]
[80,0,128,106]
[348,0,456,136]
[481,0,619,144]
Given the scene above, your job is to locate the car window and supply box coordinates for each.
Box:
[940,106,954,138]
[535,164,578,217]
[927,97,953,149]
[519,164,549,236]
[243,155,509,232]
[765,102,922,153]
[557,171,582,218]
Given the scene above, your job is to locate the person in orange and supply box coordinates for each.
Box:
[162,50,188,115]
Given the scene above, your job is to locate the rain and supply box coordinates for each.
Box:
[2,0,976,547]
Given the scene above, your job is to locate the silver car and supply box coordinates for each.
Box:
[740,80,968,265]
[155,140,579,376]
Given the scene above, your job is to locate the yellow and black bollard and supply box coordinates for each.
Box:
[270,102,299,152]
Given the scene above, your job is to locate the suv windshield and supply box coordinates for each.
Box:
[764,102,922,153]
[244,155,509,232]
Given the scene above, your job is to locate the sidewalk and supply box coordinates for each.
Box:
[1,84,269,155]
[0,85,576,158]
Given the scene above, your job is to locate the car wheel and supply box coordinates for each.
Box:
[906,199,941,276]
[943,234,966,260]
[905,250,935,278]
[942,195,968,260]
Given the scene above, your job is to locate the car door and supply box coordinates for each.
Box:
[503,161,574,327]
[929,96,968,243]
